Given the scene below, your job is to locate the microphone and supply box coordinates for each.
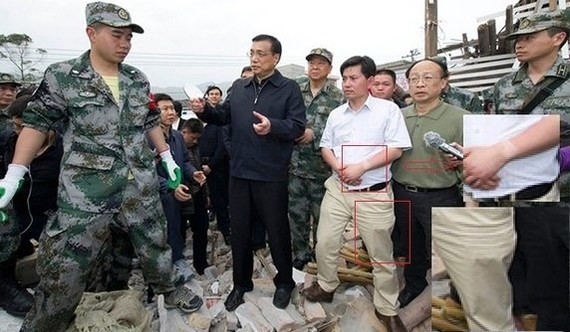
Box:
[423,131,464,160]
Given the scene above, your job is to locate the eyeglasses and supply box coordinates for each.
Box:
[247,50,271,59]
[407,75,441,84]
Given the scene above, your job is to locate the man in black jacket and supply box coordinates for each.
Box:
[192,34,306,311]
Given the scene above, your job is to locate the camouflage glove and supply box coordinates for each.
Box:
[0,164,28,209]
[160,149,181,189]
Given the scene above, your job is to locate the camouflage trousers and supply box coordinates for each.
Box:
[86,222,135,293]
[288,174,327,261]
[21,181,181,332]
[0,205,19,262]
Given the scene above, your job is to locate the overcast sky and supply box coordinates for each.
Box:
[1,0,514,88]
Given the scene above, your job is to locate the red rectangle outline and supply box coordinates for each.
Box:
[345,199,412,267]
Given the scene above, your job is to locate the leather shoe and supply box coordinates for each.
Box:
[224,288,246,311]
[398,289,420,308]
[302,282,334,303]
[375,310,407,332]
[272,287,292,309]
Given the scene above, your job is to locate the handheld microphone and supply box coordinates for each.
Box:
[423,131,464,160]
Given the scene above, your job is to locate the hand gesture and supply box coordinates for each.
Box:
[295,128,315,145]
[463,145,506,189]
[193,171,206,186]
[174,184,192,202]
[340,163,365,186]
[252,111,271,135]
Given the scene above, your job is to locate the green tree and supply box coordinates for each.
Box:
[0,33,47,83]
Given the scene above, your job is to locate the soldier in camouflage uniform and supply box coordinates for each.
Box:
[0,2,203,331]
[430,56,484,114]
[442,85,483,114]
[493,9,569,331]
[0,73,21,263]
[0,74,30,317]
[460,9,570,331]
[0,73,20,128]
[289,48,344,270]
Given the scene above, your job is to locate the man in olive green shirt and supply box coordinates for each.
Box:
[390,59,467,308]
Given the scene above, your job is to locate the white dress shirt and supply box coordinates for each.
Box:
[320,95,412,190]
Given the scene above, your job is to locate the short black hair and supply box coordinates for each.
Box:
[340,56,376,78]
[172,100,182,117]
[405,58,450,79]
[241,66,252,75]
[153,93,173,103]
[205,85,223,98]
[182,118,204,134]
[252,34,282,56]
[547,27,569,49]
[7,95,32,118]
[375,68,397,84]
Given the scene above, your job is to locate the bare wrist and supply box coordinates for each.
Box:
[497,140,518,162]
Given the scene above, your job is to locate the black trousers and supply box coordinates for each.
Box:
[229,177,294,291]
[510,207,569,331]
[208,166,231,236]
[183,190,209,273]
[392,182,463,294]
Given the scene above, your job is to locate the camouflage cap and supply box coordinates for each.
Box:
[306,48,333,64]
[507,9,570,39]
[0,73,21,86]
[85,2,144,34]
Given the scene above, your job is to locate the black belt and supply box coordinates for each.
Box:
[346,182,387,192]
[491,181,555,202]
[393,180,458,193]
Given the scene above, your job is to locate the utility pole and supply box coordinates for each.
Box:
[425,0,438,57]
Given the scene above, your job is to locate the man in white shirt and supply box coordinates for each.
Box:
[303,55,411,332]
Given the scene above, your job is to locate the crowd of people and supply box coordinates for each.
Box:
[0,1,568,332]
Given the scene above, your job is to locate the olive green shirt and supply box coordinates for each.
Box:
[391,101,470,188]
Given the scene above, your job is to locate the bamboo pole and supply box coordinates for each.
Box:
[307,262,373,279]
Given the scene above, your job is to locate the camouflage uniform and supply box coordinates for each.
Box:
[0,207,18,262]
[20,50,181,330]
[289,77,343,263]
[493,55,570,203]
[0,73,21,272]
[490,10,570,331]
[442,85,483,114]
[0,73,21,129]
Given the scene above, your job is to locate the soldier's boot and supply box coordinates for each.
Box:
[0,257,34,317]
[163,285,203,313]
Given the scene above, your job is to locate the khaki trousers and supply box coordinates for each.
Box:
[432,207,516,331]
[315,177,399,315]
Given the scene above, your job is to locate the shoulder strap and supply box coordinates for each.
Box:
[519,66,569,114]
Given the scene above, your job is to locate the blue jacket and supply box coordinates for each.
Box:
[199,70,306,182]
[199,123,230,170]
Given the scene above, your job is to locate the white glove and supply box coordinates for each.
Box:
[0,164,28,209]
[160,149,181,189]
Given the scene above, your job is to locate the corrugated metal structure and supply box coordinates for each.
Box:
[378,0,569,97]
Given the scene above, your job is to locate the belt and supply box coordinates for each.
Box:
[393,180,458,193]
[345,182,387,192]
[491,181,554,202]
